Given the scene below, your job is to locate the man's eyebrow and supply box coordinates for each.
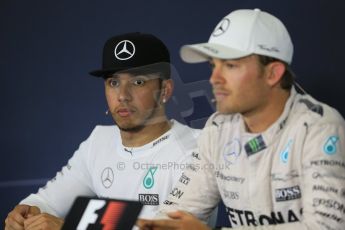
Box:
[108,73,120,78]
[131,73,149,77]
[133,74,161,79]
[106,75,148,81]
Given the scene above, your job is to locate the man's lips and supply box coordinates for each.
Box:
[213,90,229,101]
[116,108,134,117]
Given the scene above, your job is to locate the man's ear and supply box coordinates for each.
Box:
[161,79,174,104]
[265,62,286,87]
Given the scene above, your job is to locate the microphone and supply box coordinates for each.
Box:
[211,98,216,103]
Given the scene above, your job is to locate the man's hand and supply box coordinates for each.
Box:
[5,205,40,230]
[137,211,211,230]
[24,213,64,230]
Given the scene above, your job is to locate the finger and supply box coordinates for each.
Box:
[4,225,18,230]
[24,213,45,227]
[4,216,25,230]
[26,220,61,230]
[28,206,40,216]
[6,212,26,228]
[14,205,31,217]
[136,219,154,229]
[150,219,180,229]
[24,215,46,230]
[136,219,151,227]
[5,205,33,230]
[25,207,41,221]
[25,213,63,230]
[167,211,186,219]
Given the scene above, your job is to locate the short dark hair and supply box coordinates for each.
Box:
[257,55,295,90]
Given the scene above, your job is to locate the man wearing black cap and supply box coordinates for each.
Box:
[5,32,199,230]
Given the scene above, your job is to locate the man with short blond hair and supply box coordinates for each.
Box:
[138,9,345,230]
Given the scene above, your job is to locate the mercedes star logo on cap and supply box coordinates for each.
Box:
[101,167,114,188]
[114,40,136,60]
[212,18,230,37]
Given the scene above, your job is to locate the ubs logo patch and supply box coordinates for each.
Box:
[179,173,190,185]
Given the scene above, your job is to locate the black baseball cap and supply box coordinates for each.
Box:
[89,32,171,79]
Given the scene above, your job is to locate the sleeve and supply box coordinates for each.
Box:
[157,120,221,222]
[20,128,98,218]
[220,118,345,230]
[298,119,345,230]
[170,127,201,187]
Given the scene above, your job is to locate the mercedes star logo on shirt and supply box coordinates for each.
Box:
[101,167,114,188]
[114,40,136,60]
[212,18,230,37]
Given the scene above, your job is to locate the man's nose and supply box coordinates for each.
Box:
[117,84,132,102]
[209,64,225,86]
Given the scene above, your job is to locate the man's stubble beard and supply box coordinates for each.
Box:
[115,101,162,133]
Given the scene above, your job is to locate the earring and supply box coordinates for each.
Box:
[162,98,166,103]
[105,110,109,115]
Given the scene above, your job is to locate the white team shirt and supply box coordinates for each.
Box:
[159,88,345,230]
[21,120,200,219]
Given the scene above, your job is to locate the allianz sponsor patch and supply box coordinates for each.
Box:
[275,185,301,202]
[138,194,159,205]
